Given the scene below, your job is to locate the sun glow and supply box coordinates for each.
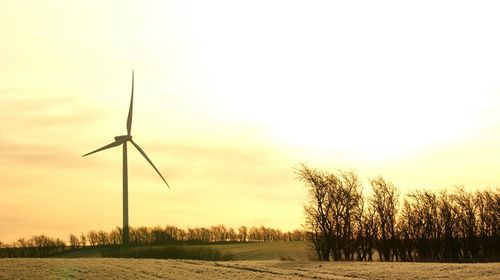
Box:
[180,1,500,163]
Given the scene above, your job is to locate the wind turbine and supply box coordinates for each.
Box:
[83,71,169,245]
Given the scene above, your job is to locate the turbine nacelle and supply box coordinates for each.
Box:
[115,135,132,142]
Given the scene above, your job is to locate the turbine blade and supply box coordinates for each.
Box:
[126,71,134,135]
[130,140,170,188]
[82,140,123,157]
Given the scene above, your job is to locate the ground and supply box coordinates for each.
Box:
[0,259,499,280]
[57,241,316,261]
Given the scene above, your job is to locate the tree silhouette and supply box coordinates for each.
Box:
[299,164,500,262]
[297,164,364,261]
[369,176,399,261]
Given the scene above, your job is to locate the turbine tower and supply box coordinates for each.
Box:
[83,71,169,245]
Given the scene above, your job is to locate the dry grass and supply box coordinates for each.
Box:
[57,241,316,261]
[203,241,315,261]
[0,258,499,280]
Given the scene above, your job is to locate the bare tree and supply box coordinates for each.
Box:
[298,164,364,261]
[297,164,334,260]
[109,227,122,245]
[238,226,248,242]
[87,230,99,246]
[369,176,399,261]
[96,230,109,246]
[79,233,87,247]
[475,189,500,260]
[452,186,478,261]
[437,191,459,261]
[69,234,79,249]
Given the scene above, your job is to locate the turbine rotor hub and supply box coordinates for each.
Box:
[115,135,132,141]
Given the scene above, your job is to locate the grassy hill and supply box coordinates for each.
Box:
[56,241,315,261]
[204,241,314,261]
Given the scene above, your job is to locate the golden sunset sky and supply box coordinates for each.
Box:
[1,1,500,243]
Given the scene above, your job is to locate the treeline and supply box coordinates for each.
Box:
[0,225,306,257]
[298,164,500,262]
[0,235,66,257]
[70,225,305,247]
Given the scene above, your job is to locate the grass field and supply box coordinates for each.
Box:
[1,258,499,280]
[57,241,316,261]
[203,241,315,261]
[5,242,498,279]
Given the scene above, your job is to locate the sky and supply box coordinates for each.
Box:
[1,0,500,243]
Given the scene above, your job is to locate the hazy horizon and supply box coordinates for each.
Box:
[2,1,500,243]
